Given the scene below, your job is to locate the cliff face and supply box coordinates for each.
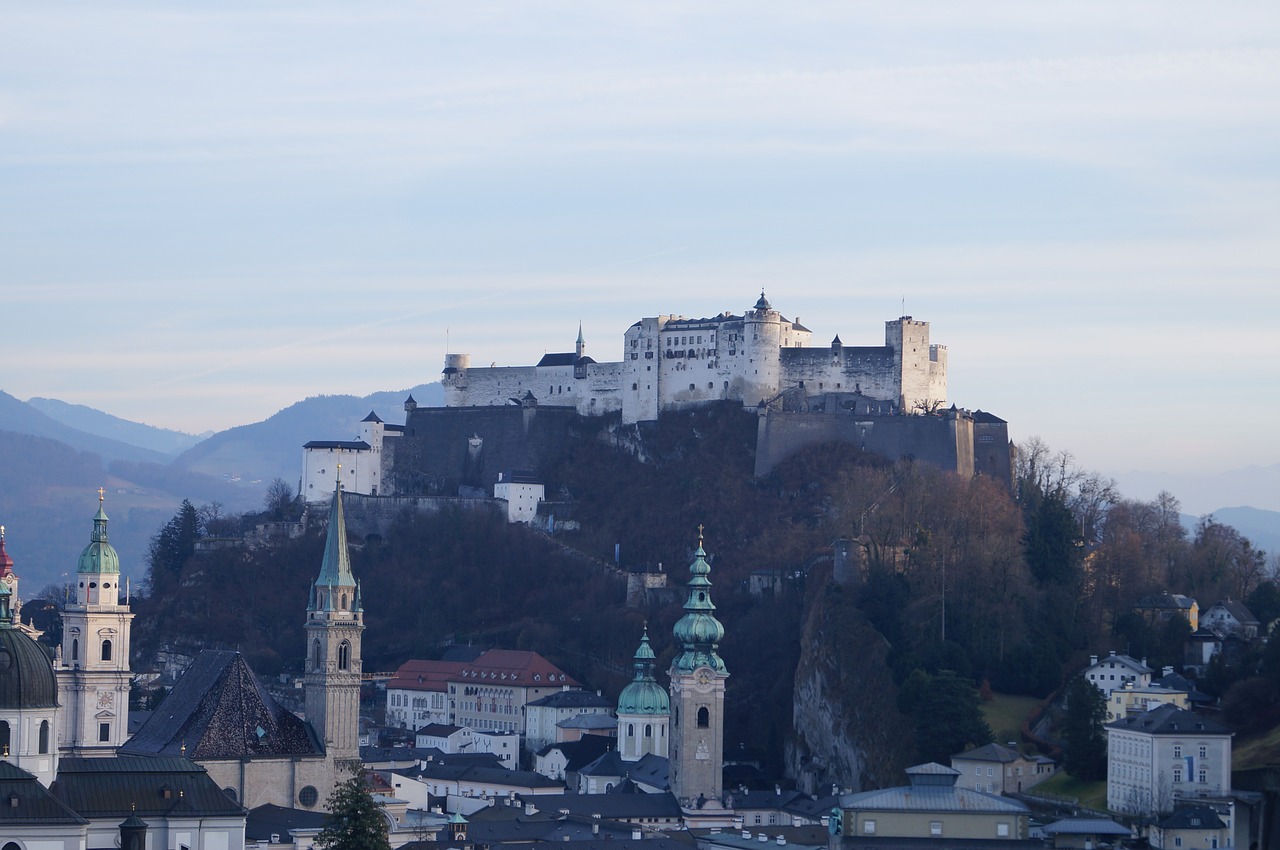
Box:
[787,580,912,795]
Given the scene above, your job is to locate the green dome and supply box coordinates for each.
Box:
[670,536,728,675]
[0,616,59,710]
[77,500,120,575]
[617,627,670,716]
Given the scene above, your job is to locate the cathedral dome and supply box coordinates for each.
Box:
[617,627,670,716]
[0,614,58,710]
[77,500,120,575]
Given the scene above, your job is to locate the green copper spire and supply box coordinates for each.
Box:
[77,488,121,575]
[618,624,670,715]
[670,527,728,675]
[314,470,356,596]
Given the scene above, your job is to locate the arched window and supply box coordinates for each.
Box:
[645,723,652,738]
[340,593,347,610]
[628,723,634,737]
[338,640,350,671]
[101,639,113,662]
[71,638,79,662]
[39,720,49,754]
[697,707,709,728]
[312,639,322,671]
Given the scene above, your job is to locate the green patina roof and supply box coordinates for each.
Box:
[77,497,120,575]
[617,626,670,716]
[0,613,59,710]
[670,534,728,675]
[309,476,357,613]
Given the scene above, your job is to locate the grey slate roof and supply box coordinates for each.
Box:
[537,734,613,771]
[1041,817,1131,836]
[246,803,327,844]
[122,650,323,760]
[52,755,246,819]
[1106,703,1231,736]
[522,791,684,819]
[838,785,1029,814]
[1158,805,1227,830]
[414,761,562,789]
[952,743,1024,763]
[303,440,372,450]
[528,690,614,709]
[0,760,87,826]
[558,714,617,731]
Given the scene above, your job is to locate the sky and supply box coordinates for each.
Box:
[3,2,1279,484]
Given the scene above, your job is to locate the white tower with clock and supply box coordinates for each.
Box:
[57,491,135,756]
[668,529,729,811]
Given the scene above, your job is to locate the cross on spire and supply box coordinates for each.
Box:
[98,487,105,502]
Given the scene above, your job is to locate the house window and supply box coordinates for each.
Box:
[1173,769,1183,783]
[997,823,1010,837]
[930,822,942,836]
[101,639,112,661]
[1174,745,1182,758]
[1199,769,1208,784]
[1199,746,1207,758]
[99,722,111,742]
[863,820,876,835]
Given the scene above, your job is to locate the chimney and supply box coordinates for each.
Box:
[1164,666,1174,677]
[525,803,537,816]
[777,837,786,846]
[1090,655,1098,666]
[632,829,643,840]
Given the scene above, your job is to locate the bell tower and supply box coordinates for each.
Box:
[57,490,134,756]
[668,528,728,809]
[304,469,364,770]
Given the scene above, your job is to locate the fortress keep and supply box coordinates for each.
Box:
[441,293,948,425]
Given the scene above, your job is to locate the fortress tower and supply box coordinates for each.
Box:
[668,530,728,810]
[304,471,364,769]
[57,491,134,756]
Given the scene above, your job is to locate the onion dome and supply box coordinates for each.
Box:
[617,626,670,716]
[77,491,120,575]
[0,583,58,709]
[670,530,728,675]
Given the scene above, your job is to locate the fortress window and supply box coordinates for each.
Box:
[631,353,637,360]
[724,381,729,390]
[645,351,653,359]
[689,384,696,391]
[708,382,713,389]
[632,383,638,390]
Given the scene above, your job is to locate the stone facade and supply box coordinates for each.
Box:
[442,294,947,426]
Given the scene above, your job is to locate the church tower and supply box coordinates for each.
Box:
[668,529,728,809]
[57,491,134,756]
[304,471,364,769]
[617,625,670,762]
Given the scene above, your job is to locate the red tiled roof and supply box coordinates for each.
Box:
[388,650,578,691]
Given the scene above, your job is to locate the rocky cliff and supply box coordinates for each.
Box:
[787,578,912,795]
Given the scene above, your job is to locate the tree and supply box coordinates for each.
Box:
[146,499,202,587]
[264,478,300,521]
[910,670,993,764]
[1063,678,1107,780]
[315,774,390,850]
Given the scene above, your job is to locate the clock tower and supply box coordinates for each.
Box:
[668,528,728,809]
[57,491,134,756]
[304,470,364,772]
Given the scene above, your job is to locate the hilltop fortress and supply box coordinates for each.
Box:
[303,293,1010,503]
[442,292,948,425]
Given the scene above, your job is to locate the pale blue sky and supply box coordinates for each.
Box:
[4,2,1279,481]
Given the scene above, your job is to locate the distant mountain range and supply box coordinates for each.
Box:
[1180,506,1280,560]
[1114,465,1280,516]
[0,384,443,589]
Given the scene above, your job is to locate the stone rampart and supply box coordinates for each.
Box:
[754,408,977,478]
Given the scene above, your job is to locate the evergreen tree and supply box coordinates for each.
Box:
[1063,677,1108,780]
[911,670,994,764]
[146,499,202,585]
[316,775,390,850]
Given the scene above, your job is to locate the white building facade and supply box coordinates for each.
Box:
[1107,704,1232,817]
[301,410,404,498]
[442,294,947,425]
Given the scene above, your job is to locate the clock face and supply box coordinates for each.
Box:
[97,691,115,709]
[696,669,711,685]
